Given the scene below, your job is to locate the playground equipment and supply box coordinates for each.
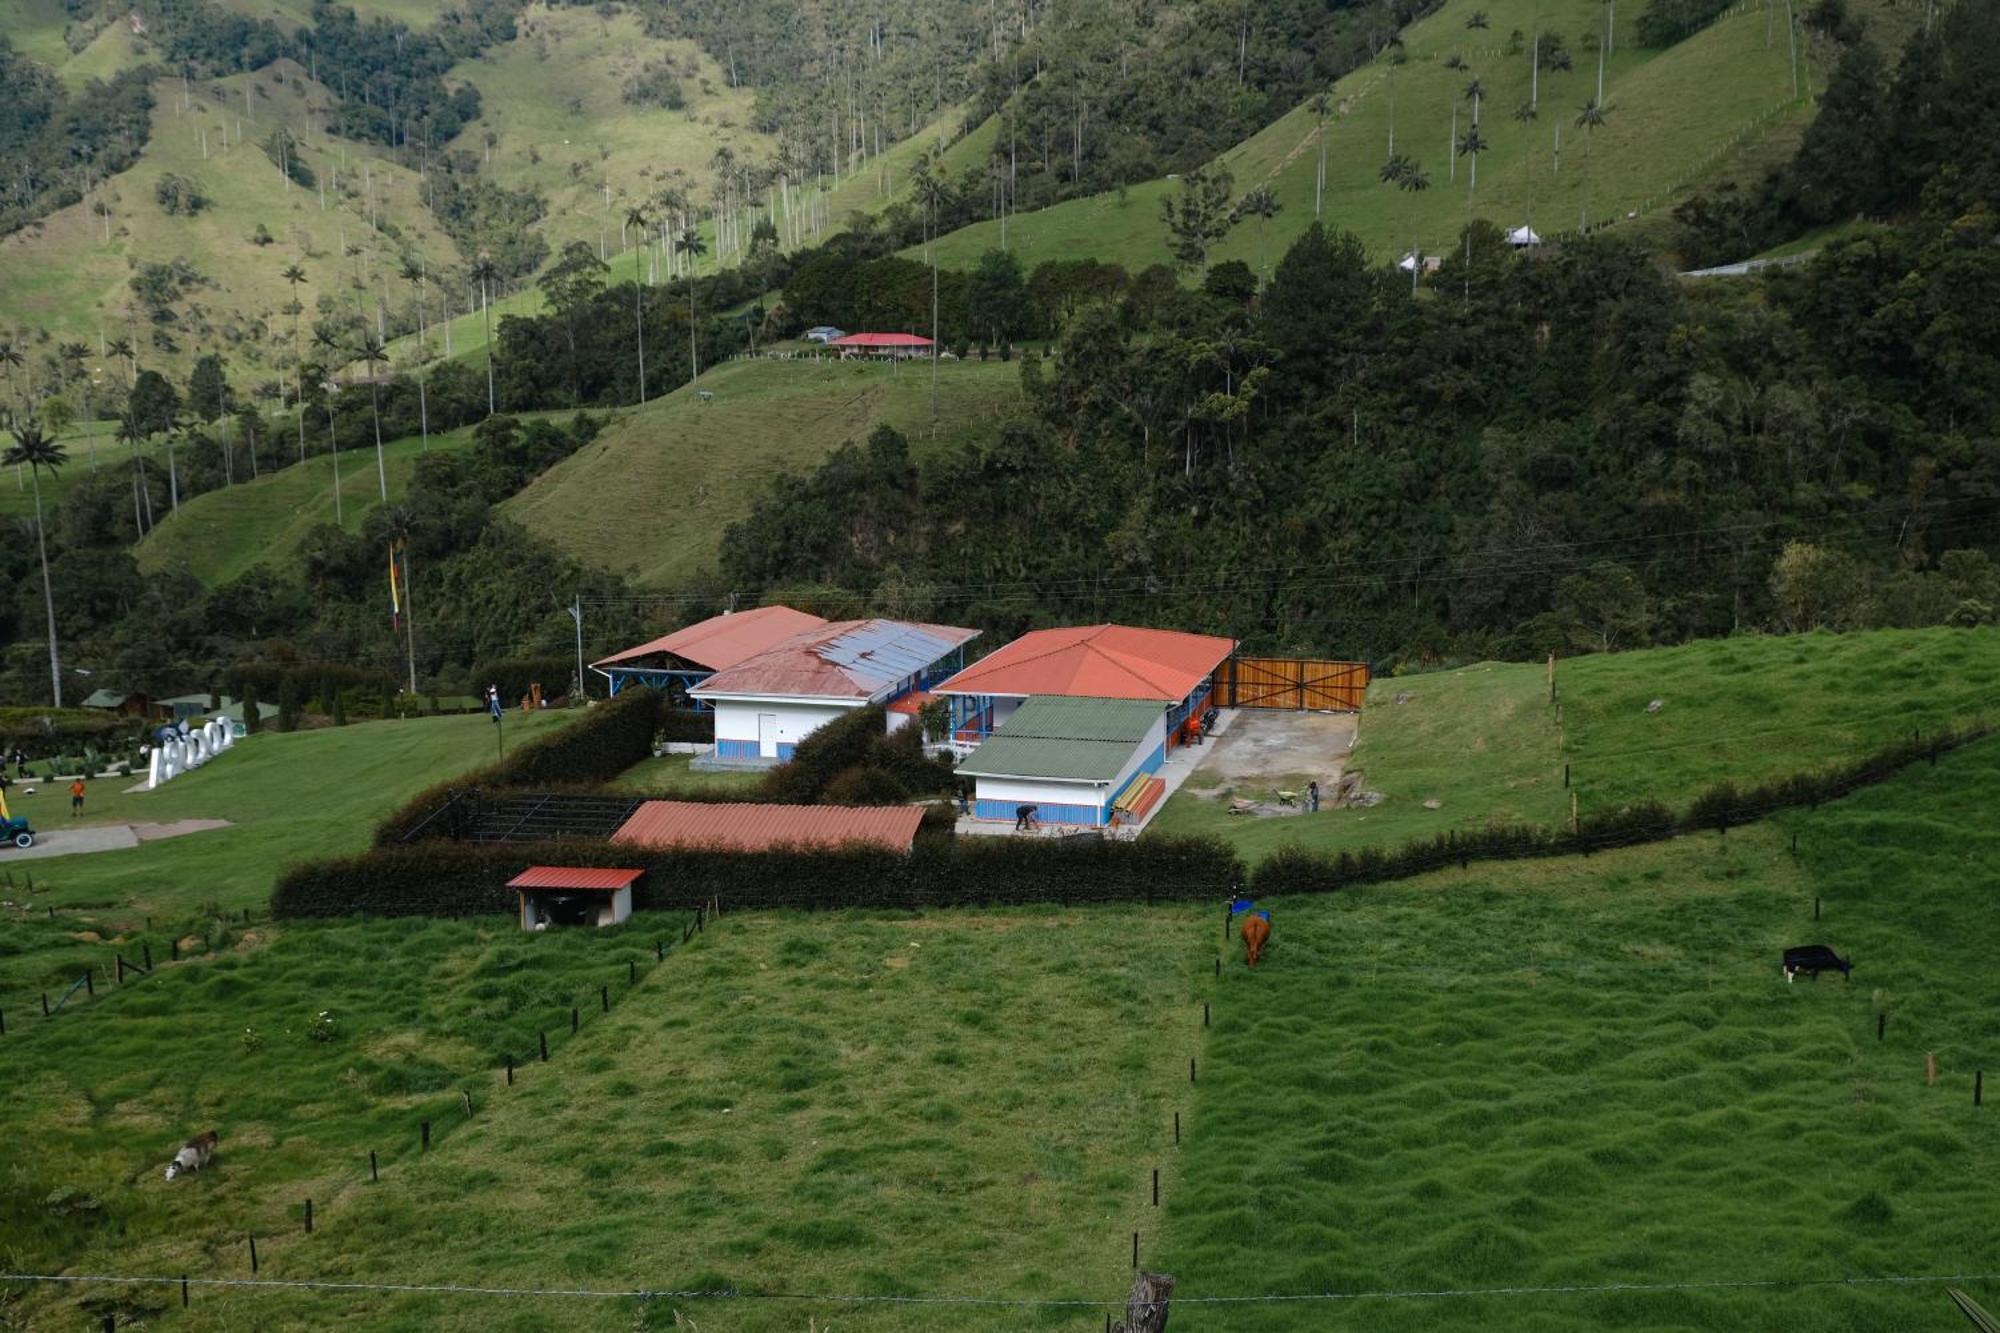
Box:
[0,788,32,849]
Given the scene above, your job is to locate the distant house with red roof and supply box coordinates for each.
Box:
[691,618,979,763]
[590,605,828,702]
[827,332,934,358]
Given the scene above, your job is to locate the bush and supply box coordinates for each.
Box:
[759,705,892,804]
[273,832,1244,919]
[659,708,714,744]
[469,655,575,703]
[0,708,144,753]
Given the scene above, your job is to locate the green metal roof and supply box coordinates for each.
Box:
[80,689,131,709]
[956,696,1163,783]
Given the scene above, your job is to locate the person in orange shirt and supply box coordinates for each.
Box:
[69,778,86,817]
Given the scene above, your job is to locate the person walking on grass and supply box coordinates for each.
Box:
[1307,780,1321,813]
[70,777,86,817]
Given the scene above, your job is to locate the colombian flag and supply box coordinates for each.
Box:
[388,540,403,631]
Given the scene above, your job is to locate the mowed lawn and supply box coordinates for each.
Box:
[154,905,1211,1331]
[1157,738,2000,1329]
[0,709,576,998]
[1151,627,2000,862]
[506,354,1029,586]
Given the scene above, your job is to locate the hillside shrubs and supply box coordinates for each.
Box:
[273,832,1244,919]
[0,709,144,753]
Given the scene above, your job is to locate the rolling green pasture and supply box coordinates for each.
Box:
[129,414,569,588]
[1151,627,2000,862]
[0,63,460,369]
[101,903,1209,1331]
[926,0,1817,274]
[1157,736,2000,1329]
[505,352,1029,586]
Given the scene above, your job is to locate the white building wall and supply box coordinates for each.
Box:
[972,775,1112,826]
[1105,713,1170,801]
[710,698,859,759]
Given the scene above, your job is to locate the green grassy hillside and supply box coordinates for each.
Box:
[131,424,488,587]
[441,2,773,263]
[1158,738,2000,1329]
[927,0,1816,273]
[1154,627,2000,860]
[504,353,1029,586]
[0,61,460,370]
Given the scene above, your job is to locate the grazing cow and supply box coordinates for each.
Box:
[164,1131,218,1180]
[1783,946,1851,983]
[1241,911,1272,967]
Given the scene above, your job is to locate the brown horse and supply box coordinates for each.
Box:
[1241,913,1271,967]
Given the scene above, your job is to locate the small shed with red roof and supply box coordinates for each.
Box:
[508,865,644,930]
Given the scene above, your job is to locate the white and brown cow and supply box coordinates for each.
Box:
[164,1131,218,1180]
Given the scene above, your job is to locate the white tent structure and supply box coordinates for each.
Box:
[1506,225,1543,247]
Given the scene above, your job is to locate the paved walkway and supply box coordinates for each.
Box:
[1,819,231,863]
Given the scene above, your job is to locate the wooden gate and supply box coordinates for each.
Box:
[1211,657,1370,711]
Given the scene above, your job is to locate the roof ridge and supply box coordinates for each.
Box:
[1078,638,1180,694]
[951,626,1103,686]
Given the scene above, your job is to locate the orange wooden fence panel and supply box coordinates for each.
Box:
[1211,657,1370,711]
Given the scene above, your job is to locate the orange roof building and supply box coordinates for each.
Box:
[933,624,1236,745]
[591,605,828,700]
[610,800,925,853]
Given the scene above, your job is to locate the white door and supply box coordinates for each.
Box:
[756,713,780,758]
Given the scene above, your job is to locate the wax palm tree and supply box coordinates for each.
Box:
[106,336,135,389]
[910,151,953,429]
[1233,186,1284,276]
[282,263,308,463]
[1308,92,1333,218]
[399,257,429,446]
[625,202,652,402]
[678,223,708,383]
[1575,99,1607,228]
[163,413,193,515]
[0,339,23,413]
[1458,124,1489,194]
[471,251,500,415]
[5,418,69,704]
[1380,153,1432,294]
[303,354,343,525]
[356,333,390,499]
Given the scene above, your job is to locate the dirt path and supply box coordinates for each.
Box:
[1198,711,1358,786]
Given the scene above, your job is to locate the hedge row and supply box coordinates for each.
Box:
[273,832,1247,919]
[659,708,714,744]
[0,708,147,751]
[374,688,667,845]
[1247,722,1992,897]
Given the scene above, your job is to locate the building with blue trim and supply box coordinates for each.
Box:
[691,619,979,764]
[591,605,828,704]
[955,696,1170,828]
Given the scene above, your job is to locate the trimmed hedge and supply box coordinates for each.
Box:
[272,831,1246,919]
[758,705,956,804]
[659,708,714,743]
[374,688,666,845]
[1248,724,1990,898]
[0,708,145,752]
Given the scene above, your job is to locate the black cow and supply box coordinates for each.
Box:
[1783,945,1851,982]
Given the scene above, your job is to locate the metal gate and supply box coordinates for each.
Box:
[1210,657,1370,711]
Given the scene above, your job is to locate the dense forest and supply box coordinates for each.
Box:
[0,37,153,235]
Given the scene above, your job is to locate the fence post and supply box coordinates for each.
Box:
[1202,1002,1209,1028]
[539,1031,549,1061]
[370,1150,378,1181]
[571,1006,579,1035]
[1132,1231,1139,1267]
[601,985,610,1013]
[41,992,49,1017]
[85,968,94,997]
[182,1274,190,1306]
[1189,1057,1196,1084]
[304,1198,313,1233]
[1977,1071,1984,1108]
[628,959,636,984]
[421,1121,430,1152]
[655,941,663,961]
[143,944,152,971]
[1174,1111,1180,1144]
[1877,1012,1885,1042]
[249,1235,259,1271]
[506,1057,514,1085]
[1152,1168,1159,1206]
[172,938,180,962]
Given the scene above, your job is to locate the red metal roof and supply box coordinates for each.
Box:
[611,801,924,853]
[507,866,645,891]
[691,619,978,700]
[592,605,828,673]
[935,625,1238,702]
[828,332,935,348]
[886,689,937,715]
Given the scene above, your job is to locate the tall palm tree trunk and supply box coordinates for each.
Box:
[482,277,495,415]
[368,376,387,500]
[30,467,60,706]
[634,242,647,404]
